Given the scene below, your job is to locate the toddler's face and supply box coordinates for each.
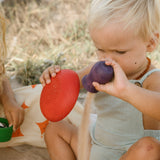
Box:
[90,23,150,79]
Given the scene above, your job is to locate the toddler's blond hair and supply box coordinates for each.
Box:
[88,0,160,41]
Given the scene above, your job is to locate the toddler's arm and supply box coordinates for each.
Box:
[40,63,95,88]
[93,59,160,121]
[0,76,24,131]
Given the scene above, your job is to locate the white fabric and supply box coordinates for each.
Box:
[0,84,84,147]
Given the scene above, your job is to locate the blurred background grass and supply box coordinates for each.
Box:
[0,0,159,86]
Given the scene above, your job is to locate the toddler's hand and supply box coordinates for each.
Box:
[4,102,24,131]
[39,65,61,87]
[92,59,130,98]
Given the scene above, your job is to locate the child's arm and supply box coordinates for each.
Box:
[93,59,160,121]
[0,76,24,131]
[77,63,95,88]
[122,76,160,121]
[40,63,95,88]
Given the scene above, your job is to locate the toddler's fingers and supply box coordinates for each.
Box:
[39,76,46,87]
[40,65,61,86]
[11,112,19,131]
[105,59,126,79]
[5,112,12,127]
[47,65,60,77]
[54,65,60,73]
[48,67,56,77]
[104,58,117,67]
[105,58,120,70]
[18,109,24,127]
[15,114,23,130]
[42,69,51,84]
[92,82,104,92]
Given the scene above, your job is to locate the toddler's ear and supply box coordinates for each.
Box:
[146,33,159,52]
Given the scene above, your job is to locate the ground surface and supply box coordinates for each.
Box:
[0,79,51,160]
[0,145,50,160]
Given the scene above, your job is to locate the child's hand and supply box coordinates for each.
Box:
[92,59,130,98]
[3,102,24,131]
[39,65,61,87]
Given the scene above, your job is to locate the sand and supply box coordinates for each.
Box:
[0,145,50,160]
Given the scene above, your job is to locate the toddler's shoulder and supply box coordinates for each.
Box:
[143,68,160,91]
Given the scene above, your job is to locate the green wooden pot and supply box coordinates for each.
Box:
[0,118,13,142]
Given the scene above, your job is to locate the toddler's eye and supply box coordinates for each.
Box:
[115,50,126,54]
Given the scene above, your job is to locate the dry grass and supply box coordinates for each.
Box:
[0,0,159,85]
[0,0,96,85]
